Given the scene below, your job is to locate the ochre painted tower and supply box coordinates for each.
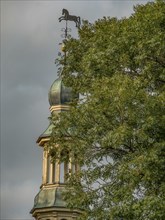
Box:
[30,77,81,220]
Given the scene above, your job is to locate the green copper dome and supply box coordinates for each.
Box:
[48,77,78,106]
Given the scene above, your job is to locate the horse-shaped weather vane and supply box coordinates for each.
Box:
[59,9,81,29]
[58,9,81,67]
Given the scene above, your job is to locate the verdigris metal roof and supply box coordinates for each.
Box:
[30,187,66,213]
[39,123,53,138]
[36,122,54,144]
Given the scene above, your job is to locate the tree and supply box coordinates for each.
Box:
[50,1,165,219]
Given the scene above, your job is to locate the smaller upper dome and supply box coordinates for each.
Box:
[48,77,78,106]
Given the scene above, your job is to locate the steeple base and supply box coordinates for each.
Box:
[31,207,81,220]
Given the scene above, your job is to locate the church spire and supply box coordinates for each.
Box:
[30,9,81,220]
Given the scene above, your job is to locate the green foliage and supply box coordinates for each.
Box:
[50,1,165,219]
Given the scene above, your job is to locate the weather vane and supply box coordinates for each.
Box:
[59,9,81,39]
[57,9,81,66]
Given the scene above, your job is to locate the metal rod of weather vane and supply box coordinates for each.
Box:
[65,20,68,38]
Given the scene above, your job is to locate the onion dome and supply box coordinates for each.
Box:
[48,77,78,106]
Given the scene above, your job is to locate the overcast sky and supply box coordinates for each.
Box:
[1,1,151,219]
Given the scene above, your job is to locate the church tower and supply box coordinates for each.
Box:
[30,9,81,220]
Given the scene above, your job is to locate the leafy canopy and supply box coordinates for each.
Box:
[50,1,165,219]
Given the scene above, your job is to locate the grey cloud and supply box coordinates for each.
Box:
[1,180,40,220]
